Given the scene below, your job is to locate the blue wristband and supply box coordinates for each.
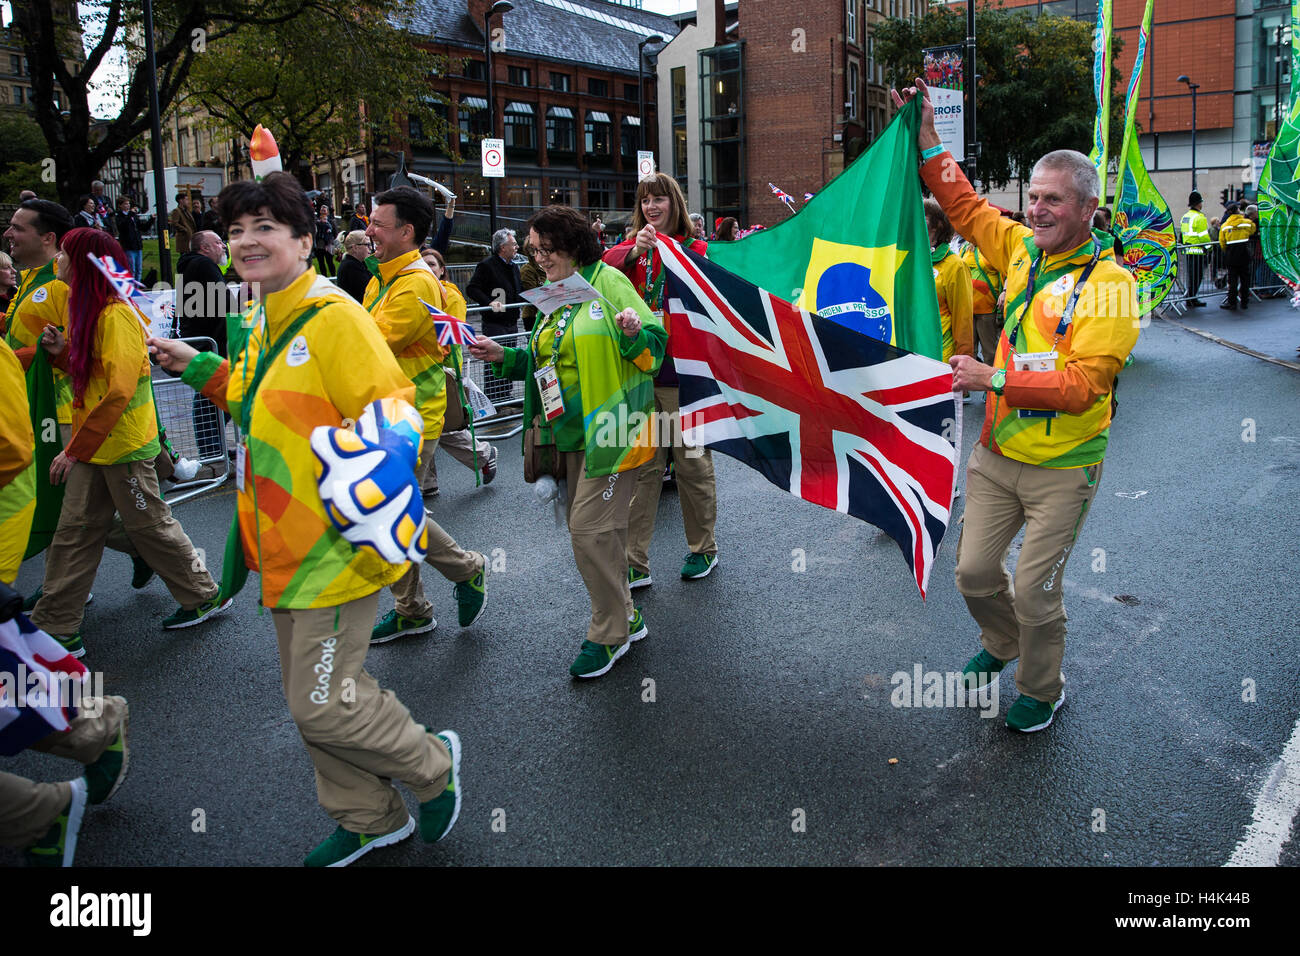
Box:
[921,144,948,162]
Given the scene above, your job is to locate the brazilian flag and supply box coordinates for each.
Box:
[23,349,65,558]
[706,98,943,361]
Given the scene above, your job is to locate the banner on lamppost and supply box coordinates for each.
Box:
[922,45,964,159]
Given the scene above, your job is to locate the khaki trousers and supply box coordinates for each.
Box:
[626,385,718,574]
[59,424,136,558]
[423,431,494,494]
[31,459,218,636]
[973,312,1001,366]
[272,591,450,834]
[955,443,1102,702]
[564,449,636,645]
[0,695,126,848]
[391,450,484,618]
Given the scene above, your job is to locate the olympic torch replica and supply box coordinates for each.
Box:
[249,124,282,181]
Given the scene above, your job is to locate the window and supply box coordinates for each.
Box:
[673,127,688,183]
[624,83,639,101]
[587,178,616,209]
[621,116,640,157]
[409,115,424,143]
[550,71,571,92]
[12,85,22,105]
[546,106,576,153]
[463,59,488,81]
[889,0,897,17]
[588,77,608,97]
[848,61,858,119]
[585,110,612,155]
[503,177,540,210]
[504,101,536,152]
[846,0,856,45]
[699,44,745,228]
[508,65,531,86]
[868,36,878,85]
[10,54,21,76]
[458,96,490,155]
[547,177,577,206]
[672,67,686,118]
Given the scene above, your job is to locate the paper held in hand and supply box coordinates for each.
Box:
[519,272,600,316]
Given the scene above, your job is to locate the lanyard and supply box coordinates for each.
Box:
[236,303,324,435]
[1004,241,1101,359]
[4,261,56,347]
[531,302,578,370]
[638,245,666,310]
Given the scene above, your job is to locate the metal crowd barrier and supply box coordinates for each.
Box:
[1162,240,1289,314]
[150,336,231,505]
[459,316,530,442]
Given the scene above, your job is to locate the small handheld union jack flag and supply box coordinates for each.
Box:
[420,298,479,346]
[768,183,795,206]
[86,253,145,301]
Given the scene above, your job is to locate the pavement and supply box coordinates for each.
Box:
[1164,284,1300,369]
[3,314,1299,867]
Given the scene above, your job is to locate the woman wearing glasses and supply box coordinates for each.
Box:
[334,229,373,304]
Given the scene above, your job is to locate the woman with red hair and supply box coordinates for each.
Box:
[30,228,225,659]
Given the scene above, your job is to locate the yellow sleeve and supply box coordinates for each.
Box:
[315,302,417,420]
[922,155,1030,281]
[0,340,33,487]
[943,257,975,358]
[66,304,143,461]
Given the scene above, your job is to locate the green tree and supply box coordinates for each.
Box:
[182,5,452,175]
[875,2,1125,193]
[0,110,52,203]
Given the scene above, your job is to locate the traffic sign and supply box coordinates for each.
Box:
[482,139,505,179]
[637,151,656,182]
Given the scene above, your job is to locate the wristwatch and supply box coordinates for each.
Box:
[990,369,1006,396]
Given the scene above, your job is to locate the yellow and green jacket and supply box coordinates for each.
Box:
[183,269,415,609]
[51,301,159,465]
[0,339,35,584]
[932,243,974,362]
[494,261,666,477]
[363,250,448,446]
[923,154,1139,469]
[961,240,1004,315]
[3,259,73,425]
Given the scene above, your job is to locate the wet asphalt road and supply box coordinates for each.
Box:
[4,313,1298,867]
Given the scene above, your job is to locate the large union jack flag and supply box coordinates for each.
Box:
[421,298,479,346]
[656,235,959,598]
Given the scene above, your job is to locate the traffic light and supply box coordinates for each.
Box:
[1221,187,1231,206]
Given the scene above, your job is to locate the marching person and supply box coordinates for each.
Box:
[468,205,666,679]
[961,229,1005,367]
[30,228,227,659]
[149,171,464,866]
[362,186,489,644]
[604,173,719,589]
[1179,191,1211,307]
[893,78,1139,733]
[420,245,497,496]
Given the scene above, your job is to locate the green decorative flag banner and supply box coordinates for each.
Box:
[1257,1,1300,285]
[1113,0,1177,314]
[1089,0,1114,206]
[706,99,943,361]
[22,349,65,559]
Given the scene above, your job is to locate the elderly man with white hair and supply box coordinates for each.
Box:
[893,77,1140,734]
[466,227,523,402]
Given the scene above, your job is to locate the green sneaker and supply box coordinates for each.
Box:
[628,567,653,590]
[161,595,232,630]
[23,588,92,612]
[569,639,629,679]
[25,778,87,867]
[419,729,462,842]
[130,555,155,590]
[961,648,1007,690]
[681,552,719,579]
[303,816,415,867]
[1006,689,1065,733]
[84,698,129,805]
[370,609,437,645]
[627,608,648,643]
[454,559,487,628]
[52,632,85,660]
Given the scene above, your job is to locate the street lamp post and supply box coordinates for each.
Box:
[485,0,514,236]
[143,0,172,283]
[638,34,663,153]
[1178,75,1200,191]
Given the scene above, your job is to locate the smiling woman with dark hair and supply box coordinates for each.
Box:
[468,204,666,680]
[148,170,465,867]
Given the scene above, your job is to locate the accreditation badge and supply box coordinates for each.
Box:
[235,441,247,492]
[535,365,566,421]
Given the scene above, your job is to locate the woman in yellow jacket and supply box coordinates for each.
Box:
[419,245,496,493]
[149,172,464,867]
[29,228,223,658]
[924,198,974,363]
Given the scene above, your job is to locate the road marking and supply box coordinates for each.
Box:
[1226,714,1300,866]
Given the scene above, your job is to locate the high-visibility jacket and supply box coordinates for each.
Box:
[1218,213,1255,249]
[362,249,449,445]
[961,240,1004,315]
[183,269,415,609]
[3,259,73,424]
[51,301,160,465]
[923,153,1139,469]
[932,244,974,362]
[0,339,35,584]
[1180,208,1211,253]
